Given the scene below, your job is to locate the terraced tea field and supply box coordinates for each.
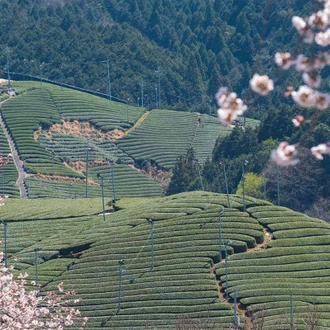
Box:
[0,81,238,199]
[1,192,330,329]
[0,126,19,197]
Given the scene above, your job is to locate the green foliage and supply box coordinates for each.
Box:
[236,172,264,199]
[166,148,200,195]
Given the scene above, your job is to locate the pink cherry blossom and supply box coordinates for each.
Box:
[292,115,305,127]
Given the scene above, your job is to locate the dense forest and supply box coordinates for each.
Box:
[0,0,314,115]
[1,0,330,217]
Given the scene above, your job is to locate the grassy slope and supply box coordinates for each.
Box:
[1,192,330,329]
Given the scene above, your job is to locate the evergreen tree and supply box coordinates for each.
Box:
[167,148,201,195]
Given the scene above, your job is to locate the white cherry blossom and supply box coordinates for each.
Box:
[302,72,321,88]
[315,91,330,110]
[292,16,307,33]
[274,52,295,70]
[291,85,316,108]
[215,88,247,125]
[271,142,300,166]
[249,74,274,96]
[315,28,330,46]
[311,142,330,159]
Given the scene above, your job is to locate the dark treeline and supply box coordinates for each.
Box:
[0,0,315,114]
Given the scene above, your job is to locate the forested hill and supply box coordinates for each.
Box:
[0,0,314,115]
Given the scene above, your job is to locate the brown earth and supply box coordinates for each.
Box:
[64,159,108,173]
[35,173,99,185]
[247,228,273,252]
[129,163,171,191]
[34,119,124,142]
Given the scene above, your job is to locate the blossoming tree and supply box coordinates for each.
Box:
[0,153,87,329]
[216,0,330,166]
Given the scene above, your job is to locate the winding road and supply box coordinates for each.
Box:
[0,101,27,199]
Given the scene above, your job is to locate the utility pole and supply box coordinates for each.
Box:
[194,159,204,191]
[1,176,4,196]
[126,98,130,123]
[6,47,10,90]
[221,162,231,209]
[117,260,124,314]
[85,140,90,198]
[224,239,232,299]
[156,67,162,109]
[30,60,34,79]
[234,290,239,329]
[2,221,8,268]
[60,66,63,91]
[147,219,155,270]
[109,160,116,205]
[98,174,106,222]
[34,248,41,288]
[290,294,294,330]
[28,177,32,198]
[276,164,280,206]
[218,207,225,262]
[141,78,145,108]
[107,57,111,101]
[51,151,55,178]
[39,62,44,89]
[242,160,249,211]
[23,59,27,81]
[155,86,158,109]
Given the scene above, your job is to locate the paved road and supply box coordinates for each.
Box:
[0,102,27,199]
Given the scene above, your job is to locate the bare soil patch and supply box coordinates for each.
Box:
[35,120,124,141]
[64,159,108,173]
[247,228,273,252]
[35,173,99,185]
[129,163,171,191]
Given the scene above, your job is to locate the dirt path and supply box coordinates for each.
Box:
[122,112,149,137]
[0,101,27,199]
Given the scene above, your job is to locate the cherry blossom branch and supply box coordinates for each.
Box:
[216,0,330,166]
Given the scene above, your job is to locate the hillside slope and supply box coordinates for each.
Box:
[1,192,330,329]
[0,81,236,198]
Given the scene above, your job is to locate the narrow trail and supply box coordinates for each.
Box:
[122,111,149,137]
[0,101,27,199]
[212,262,250,328]
[247,228,273,253]
[212,212,274,329]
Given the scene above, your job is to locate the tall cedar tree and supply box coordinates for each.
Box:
[167,148,201,195]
